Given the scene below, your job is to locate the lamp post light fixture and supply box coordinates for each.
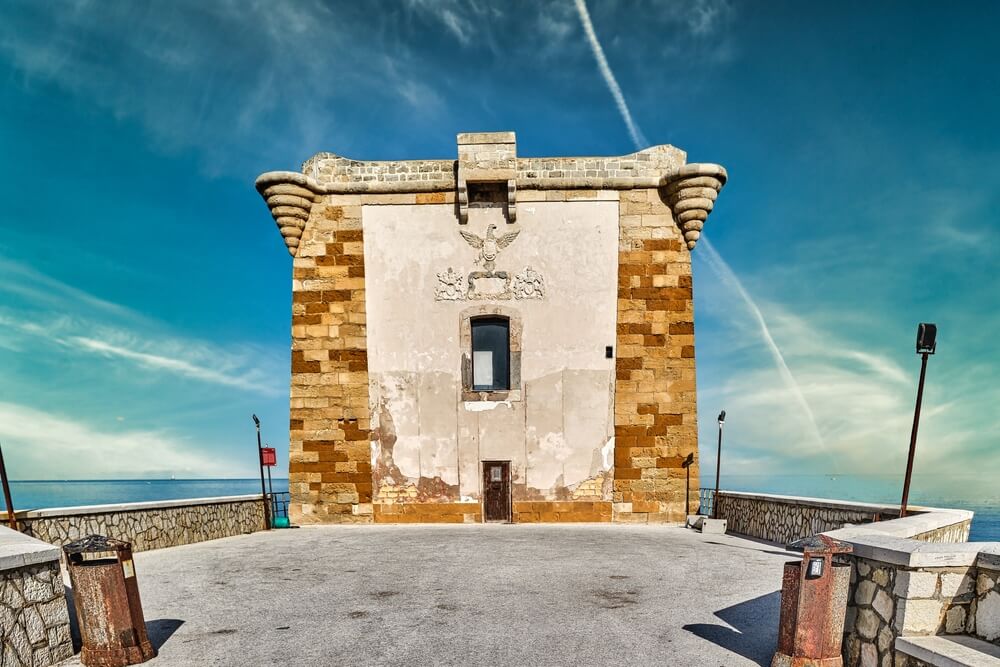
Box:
[713,410,726,519]
[899,323,937,518]
[252,414,271,531]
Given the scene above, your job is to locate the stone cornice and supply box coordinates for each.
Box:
[257,132,727,256]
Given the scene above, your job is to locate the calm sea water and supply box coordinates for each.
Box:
[2,478,289,513]
[2,475,996,541]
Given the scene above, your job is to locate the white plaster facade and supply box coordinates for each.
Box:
[363,196,619,502]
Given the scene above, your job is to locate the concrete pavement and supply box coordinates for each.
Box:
[60,525,791,666]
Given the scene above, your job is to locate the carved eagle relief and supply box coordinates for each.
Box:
[459,224,520,272]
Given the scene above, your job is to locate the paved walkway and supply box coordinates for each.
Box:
[61,525,791,666]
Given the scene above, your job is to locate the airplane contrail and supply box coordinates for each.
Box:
[574,0,648,149]
[574,2,830,461]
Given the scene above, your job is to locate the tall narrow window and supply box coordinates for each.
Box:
[471,317,510,391]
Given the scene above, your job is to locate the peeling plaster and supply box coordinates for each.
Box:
[463,400,512,412]
[363,201,619,505]
[601,437,615,471]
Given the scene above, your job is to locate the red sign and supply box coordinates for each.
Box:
[260,447,277,467]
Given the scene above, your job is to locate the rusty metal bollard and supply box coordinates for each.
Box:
[772,534,853,667]
[64,535,155,667]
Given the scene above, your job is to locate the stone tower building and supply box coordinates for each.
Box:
[257,132,726,525]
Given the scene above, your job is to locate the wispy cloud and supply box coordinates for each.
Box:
[0,401,240,480]
[69,336,281,395]
[0,257,140,322]
[0,256,284,396]
[0,0,449,173]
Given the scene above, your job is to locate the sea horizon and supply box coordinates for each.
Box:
[2,474,996,542]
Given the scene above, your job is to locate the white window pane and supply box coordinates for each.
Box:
[473,351,494,387]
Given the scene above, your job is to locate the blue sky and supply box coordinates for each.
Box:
[0,1,997,494]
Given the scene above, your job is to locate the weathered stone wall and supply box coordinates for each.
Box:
[264,132,729,525]
[0,527,73,667]
[1,562,73,667]
[301,144,687,189]
[18,496,265,552]
[289,195,374,524]
[611,188,699,524]
[713,491,995,664]
[974,561,1000,645]
[714,491,902,545]
[844,558,1000,665]
[912,520,972,544]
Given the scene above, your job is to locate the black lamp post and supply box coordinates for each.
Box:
[713,410,726,519]
[681,453,695,517]
[252,415,271,531]
[899,323,936,518]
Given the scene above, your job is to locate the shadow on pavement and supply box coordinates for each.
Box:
[703,540,790,558]
[64,585,184,653]
[147,618,185,650]
[683,590,781,666]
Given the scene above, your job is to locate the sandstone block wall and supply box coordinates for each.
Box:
[289,195,374,524]
[612,187,699,524]
[18,496,265,552]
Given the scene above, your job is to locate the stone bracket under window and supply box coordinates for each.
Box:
[456,132,517,225]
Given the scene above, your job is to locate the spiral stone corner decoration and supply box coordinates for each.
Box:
[663,163,728,250]
[255,171,319,256]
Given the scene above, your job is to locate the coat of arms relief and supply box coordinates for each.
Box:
[434,223,545,301]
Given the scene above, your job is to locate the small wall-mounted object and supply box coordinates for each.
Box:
[605,346,614,359]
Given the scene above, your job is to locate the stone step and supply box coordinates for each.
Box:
[700,518,728,534]
[895,635,1000,666]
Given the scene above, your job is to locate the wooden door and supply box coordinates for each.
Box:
[483,461,511,522]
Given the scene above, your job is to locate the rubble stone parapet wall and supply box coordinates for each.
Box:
[0,562,74,667]
[15,496,266,552]
[0,527,73,666]
[715,491,905,544]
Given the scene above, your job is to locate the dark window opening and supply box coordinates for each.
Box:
[471,316,510,391]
